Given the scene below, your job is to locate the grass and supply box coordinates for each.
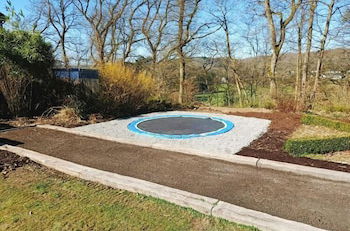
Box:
[304,151,350,165]
[0,166,258,231]
[301,114,350,133]
[289,125,349,139]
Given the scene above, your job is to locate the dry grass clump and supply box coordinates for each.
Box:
[290,124,350,139]
[38,106,84,127]
[52,107,81,124]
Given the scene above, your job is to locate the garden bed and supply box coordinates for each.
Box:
[209,110,350,172]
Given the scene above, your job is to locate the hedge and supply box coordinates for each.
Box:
[284,136,350,156]
[301,114,350,133]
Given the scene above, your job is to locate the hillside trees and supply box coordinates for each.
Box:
[21,0,349,110]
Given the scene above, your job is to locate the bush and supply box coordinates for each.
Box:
[301,114,350,133]
[0,29,54,116]
[284,136,350,156]
[98,62,155,115]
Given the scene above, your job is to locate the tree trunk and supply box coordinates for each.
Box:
[300,0,318,105]
[295,14,303,108]
[61,37,69,69]
[311,56,322,100]
[178,53,185,104]
[310,0,335,106]
[177,0,185,104]
[269,53,278,97]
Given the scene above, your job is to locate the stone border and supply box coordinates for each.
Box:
[37,124,350,183]
[0,144,324,231]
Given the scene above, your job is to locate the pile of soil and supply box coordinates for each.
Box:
[0,150,34,177]
[230,111,350,172]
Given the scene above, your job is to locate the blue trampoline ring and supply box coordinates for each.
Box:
[127,114,234,139]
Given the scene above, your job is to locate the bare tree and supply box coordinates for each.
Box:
[141,0,172,68]
[175,0,218,104]
[294,4,306,104]
[73,0,128,63]
[211,0,246,106]
[310,0,336,104]
[300,0,318,105]
[30,0,77,68]
[264,0,302,97]
[120,0,145,62]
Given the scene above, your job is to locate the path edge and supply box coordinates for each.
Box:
[37,124,350,183]
[0,144,324,231]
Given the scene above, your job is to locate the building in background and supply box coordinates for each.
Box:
[53,68,99,92]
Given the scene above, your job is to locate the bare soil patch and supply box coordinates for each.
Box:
[0,150,35,177]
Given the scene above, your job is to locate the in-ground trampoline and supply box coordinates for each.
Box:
[73,111,271,157]
[127,115,234,139]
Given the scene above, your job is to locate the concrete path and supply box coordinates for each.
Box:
[1,127,350,231]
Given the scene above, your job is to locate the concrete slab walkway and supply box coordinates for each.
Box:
[1,127,350,231]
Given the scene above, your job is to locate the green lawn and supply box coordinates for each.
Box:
[0,166,258,231]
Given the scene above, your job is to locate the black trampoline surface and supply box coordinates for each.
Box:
[136,117,225,135]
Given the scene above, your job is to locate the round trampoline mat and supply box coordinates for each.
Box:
[137,117,225,135]
[127,115,234,139]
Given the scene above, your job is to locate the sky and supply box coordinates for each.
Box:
[1,0,30,14]
[1,0,348,62]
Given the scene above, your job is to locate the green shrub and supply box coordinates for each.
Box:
[284,136,350,156]
[0,29,54,116]
[301,114,350,133]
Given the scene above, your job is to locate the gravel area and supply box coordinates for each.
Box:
[73,111,271,156]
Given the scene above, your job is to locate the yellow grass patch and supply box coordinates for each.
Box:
[290,125,350,139]
[305,151,350,165]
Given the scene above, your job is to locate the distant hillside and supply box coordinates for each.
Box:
[190,48,350,75]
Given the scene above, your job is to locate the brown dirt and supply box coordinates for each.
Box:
[227,111,350,172]
[0,150,34,177]
[1,127,350,231]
